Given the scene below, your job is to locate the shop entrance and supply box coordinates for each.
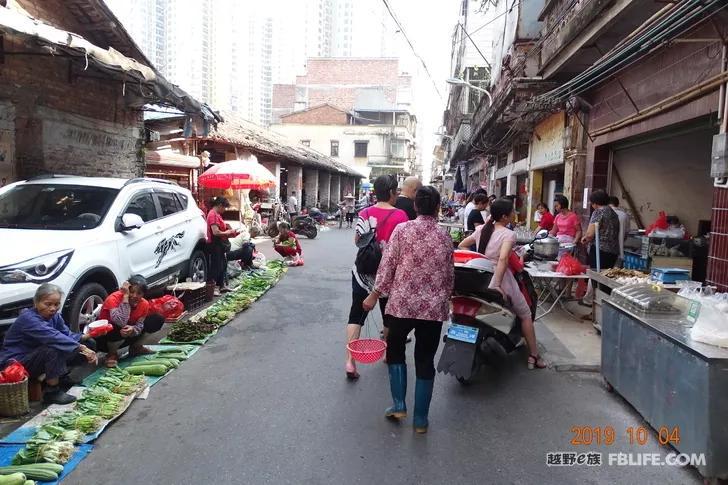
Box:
[279,166,289,201]
[541,167,564,212]
[608,121,717,282]
[516,173,528,224]
[609,122,716,236]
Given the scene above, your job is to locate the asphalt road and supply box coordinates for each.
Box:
[67,228,701,484]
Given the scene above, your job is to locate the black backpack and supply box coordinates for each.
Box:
[355,210,395,276]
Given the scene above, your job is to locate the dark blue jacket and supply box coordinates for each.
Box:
[0,308,81,366]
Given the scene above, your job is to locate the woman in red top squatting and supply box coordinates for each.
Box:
[363,186,454,433]
[273,221,303,265]
[345,175,408,380]
[96,275,165,367]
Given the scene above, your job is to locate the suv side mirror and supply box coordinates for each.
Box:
[118,213,144,232]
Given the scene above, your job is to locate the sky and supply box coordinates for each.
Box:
[108,0,463,182]
[384,0,461,181]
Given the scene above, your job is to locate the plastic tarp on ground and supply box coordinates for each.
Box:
[81,345,201,388]
[0,443,93,484]
[0,385,141,444]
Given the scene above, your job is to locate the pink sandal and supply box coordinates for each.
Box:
[528,354,547,370]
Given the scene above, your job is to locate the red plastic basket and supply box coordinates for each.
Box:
[347,338,387,364]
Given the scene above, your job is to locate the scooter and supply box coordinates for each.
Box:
[291,214,318,239]
[436,250,537,384]
[307,207,328,226]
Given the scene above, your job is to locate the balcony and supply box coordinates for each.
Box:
[367,156,406,168]
[539,0,661,80]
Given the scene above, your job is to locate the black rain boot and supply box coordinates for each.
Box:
[43,386,76,405]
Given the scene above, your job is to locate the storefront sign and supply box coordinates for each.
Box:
[531,112,565,170]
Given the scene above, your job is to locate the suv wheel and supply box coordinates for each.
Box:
[67,283,108,333]
[187,250,208,282]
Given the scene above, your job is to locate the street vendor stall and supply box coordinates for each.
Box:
[526,263,589,320]
[601,287,728,480]
[587,268,692,331]
[198,156,277,233]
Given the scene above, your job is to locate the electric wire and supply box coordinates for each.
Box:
[381,0,444,101]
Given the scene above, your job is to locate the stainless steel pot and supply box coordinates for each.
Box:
[533,236,560,260]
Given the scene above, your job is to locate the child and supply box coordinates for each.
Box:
[273,222,303,266]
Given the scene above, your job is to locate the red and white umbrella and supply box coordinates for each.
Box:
[199,156,276,190]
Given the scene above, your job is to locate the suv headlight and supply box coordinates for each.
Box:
[0,250,74,284]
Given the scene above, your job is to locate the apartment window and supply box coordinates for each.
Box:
[390,139,405,158]
[497,153,508,169]
[330,140,339,157]
[514,143,529,162]
[301,140,311,147]
[354,141,368,158]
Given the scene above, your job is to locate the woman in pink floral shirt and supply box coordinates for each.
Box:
[363,186,454,433]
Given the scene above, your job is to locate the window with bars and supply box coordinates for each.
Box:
[354,141,368,158]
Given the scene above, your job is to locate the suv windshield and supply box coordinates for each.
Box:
[0,184,119,230]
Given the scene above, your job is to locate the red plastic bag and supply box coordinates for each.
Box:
[555,253,585,276]
[88,323,113,338]
[149,295,185,320]
[0,361,28,384]
[645,211,669,235]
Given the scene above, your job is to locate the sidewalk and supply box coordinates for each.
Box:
[536,301,601,372]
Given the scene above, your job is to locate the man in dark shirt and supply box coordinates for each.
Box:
[466,193,489,231]
[394,176,421,220]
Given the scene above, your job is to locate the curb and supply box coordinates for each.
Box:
[552,362,601,373]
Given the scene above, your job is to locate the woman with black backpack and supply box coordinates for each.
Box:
[345,175,408,380]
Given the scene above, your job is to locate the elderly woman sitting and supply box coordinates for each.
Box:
[0,284,97,405]
[95,275,165,368]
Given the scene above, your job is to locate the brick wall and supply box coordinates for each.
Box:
[272,84,296,109]
[0,101,15,181]
[293,58,402,111]
[0,35,144,179]
[707,187,728,291]
[297,58,400,86]
[281,105,348,125]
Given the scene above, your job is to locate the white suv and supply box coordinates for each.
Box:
[0,176,208,331]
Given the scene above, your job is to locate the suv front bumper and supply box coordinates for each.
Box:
[0,274,75,327]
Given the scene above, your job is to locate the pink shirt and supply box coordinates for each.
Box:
[356,206,409,243]
[553,212,580,238]
[375,217,454,321]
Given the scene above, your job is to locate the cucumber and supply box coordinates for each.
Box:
[138,359,179,369]
[125,364,168,376]
[156,346,190,354]
[154,353,187,360]
[23,481,34,485]
[0,464,61,481]
[0,473,27,485]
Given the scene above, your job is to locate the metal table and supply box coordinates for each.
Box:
[525,265,590,320]
[602,300,728,479]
